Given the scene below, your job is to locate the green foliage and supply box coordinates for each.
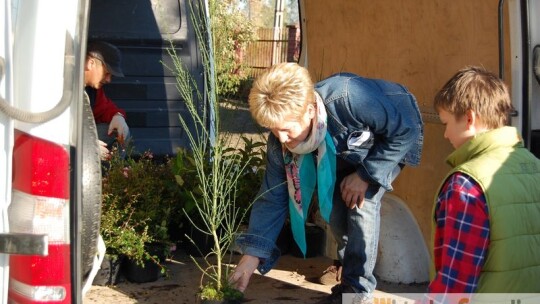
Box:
[101,146,182,270]
[199,283,220,300]
[172,135,266,224]
[200,281,244,302]
[230,135,267,216]
[100,192,152,265]
[102,149,177,243]
[221,284,244,301]
[162,0,264,299]
[239,0,299,28]
[209,0,256,98]
[235,77,254,101]
[171,148,206,220]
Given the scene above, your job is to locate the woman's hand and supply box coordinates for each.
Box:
[340,172,369,208]
[229,254,259,292]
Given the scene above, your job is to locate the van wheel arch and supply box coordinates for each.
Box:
[80,94,102,284]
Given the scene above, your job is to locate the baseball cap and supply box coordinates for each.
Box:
[87,41,124,77]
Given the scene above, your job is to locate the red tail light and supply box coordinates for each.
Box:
[8,130,71,303]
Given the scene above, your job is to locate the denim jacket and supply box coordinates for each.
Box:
[234,73,424,274]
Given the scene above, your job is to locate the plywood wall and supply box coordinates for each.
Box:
[303,0,508,244]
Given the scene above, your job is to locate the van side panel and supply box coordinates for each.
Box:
[302,0,507,244]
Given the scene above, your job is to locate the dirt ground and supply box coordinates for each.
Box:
[83,249,428,304]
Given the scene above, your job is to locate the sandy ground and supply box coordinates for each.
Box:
[83,249,427,304]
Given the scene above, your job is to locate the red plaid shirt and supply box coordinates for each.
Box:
[428,172,490,293]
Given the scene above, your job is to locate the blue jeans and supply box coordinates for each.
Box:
[330,164,401,295]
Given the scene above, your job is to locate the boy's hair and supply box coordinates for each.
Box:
[434,66,514,129]
[248,62,315,128]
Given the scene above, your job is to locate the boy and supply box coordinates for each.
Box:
[429,66,540,294]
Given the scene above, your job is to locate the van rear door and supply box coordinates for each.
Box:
[0,0,99,303]
[507,0,540,157]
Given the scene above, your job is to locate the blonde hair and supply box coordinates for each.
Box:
[248,62,315,128]
[434,66,514,129]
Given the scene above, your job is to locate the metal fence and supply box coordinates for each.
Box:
[244,27,298,78]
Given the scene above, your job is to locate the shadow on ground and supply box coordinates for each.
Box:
[219,100,267,135]
[85,250,333,304]
[85,248,428,304]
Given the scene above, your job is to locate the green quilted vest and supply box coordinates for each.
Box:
[431,127,540,292]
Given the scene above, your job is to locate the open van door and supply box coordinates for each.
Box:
[0,0,104,303]
[297,0,540,285]
[507,0,540,158]
[1,0,209,303]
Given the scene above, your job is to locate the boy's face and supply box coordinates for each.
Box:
[438,109,473,149]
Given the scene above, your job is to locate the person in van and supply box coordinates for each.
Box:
[230,62,424,303]
[84,41,130,159]
[428,66,540,298]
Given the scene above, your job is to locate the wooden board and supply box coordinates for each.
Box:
[303,0,510,243]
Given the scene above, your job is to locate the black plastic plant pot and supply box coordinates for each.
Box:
[276,222,292,255]
[93,255,124,286]
[183,225,215,257]
[289,223,325,258]
[122,244,167,283]
[123,257,161,283]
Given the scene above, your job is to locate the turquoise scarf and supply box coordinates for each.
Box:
[283,94,336,257]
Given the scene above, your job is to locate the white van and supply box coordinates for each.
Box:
[2,0,539,302]
[0,0,206,303]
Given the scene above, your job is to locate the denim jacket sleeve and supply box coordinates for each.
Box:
[322,75,423,191]
[349,79,421,191]
[234,134,288,275]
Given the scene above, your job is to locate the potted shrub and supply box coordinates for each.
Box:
[96,192,153,285]
[172,134,267,258]
[171,148,215,257]
[232,135,267,224]
[100,147,181,283]
[169,140,253,302]
[162,0,260,302]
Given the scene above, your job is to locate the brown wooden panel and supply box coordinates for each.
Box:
[303,0,509,244]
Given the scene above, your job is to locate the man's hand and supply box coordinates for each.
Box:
[229,255,259,293]
[340,172,369,209]
[109,114,129,145]
[98,140,110,160]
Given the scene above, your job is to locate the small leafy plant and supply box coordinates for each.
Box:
[100,192,153,265]
[162,0,264,301]
[232,135,267,220]
[101,145,181,272]
[200,280,244,303]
